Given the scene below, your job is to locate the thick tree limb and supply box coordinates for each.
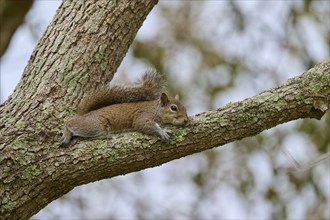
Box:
[0,0,159,219]
[0,0,329,219]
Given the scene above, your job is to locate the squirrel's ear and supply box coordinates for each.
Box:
[160,93,169,107]
[174,94,180,100]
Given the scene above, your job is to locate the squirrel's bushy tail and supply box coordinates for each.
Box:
[77,69,164,114]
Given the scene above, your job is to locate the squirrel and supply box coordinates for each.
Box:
[61,69,189,144]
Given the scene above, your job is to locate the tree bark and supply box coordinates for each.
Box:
[0,0,329,219]
[0,0,158,219]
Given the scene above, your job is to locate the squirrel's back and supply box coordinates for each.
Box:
[77,69,164,114]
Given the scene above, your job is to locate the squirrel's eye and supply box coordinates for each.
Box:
[170,105,178,112]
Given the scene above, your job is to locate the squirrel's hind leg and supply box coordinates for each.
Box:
[61,115,106,144]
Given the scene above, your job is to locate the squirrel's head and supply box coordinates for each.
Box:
[159,93,189,126]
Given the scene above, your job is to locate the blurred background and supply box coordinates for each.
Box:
[1,0,329,219]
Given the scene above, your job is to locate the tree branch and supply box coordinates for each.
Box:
[0,0,159,219]
[0,0,329,218]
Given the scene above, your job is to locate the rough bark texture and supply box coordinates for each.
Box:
[0,0,329,219]
[0,0,158,219]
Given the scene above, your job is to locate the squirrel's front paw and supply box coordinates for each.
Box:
[159,130,170,140]
[155,123,170,140]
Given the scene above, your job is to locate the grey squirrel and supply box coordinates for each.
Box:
[61,69,189,144]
